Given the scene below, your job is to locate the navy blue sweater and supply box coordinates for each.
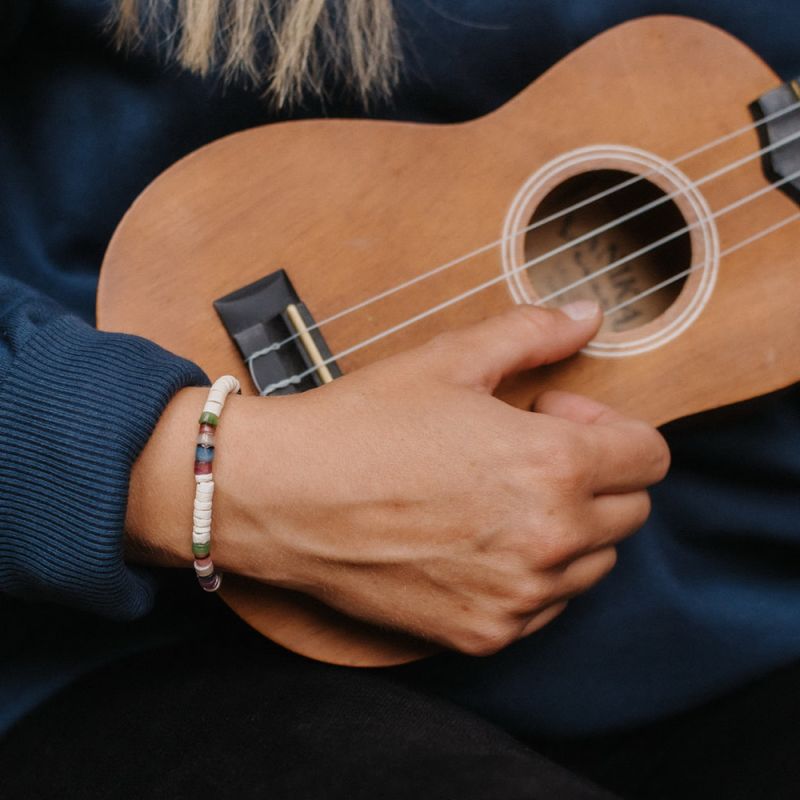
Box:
[2,0,800,737]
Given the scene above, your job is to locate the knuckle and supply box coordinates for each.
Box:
[608,493,651,541]
[499,566,553,611]
[456,622,516,657]
[545,436,588,489]
[535,523,579,569]
[509,304,554,339]
[420,332,471,382]
[511,303,543,325]
[514,582,551,613]
[424,330,457,360]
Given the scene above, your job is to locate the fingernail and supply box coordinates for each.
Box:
[560,300,600,321]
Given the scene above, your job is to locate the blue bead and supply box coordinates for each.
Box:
[195,444,215,463]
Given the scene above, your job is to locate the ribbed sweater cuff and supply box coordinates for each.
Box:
[0,316,208,619]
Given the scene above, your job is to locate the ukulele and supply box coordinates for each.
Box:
[98,16,800,666]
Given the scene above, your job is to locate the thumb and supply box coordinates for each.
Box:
[431,301,602,391]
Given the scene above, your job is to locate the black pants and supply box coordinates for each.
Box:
[3,615,798,799]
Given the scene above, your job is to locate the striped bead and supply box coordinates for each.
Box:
[192,541,210,558]
[197,429,215,447]
[195,445,215,463]
[198,572,222,592]
[193,557,214,577]
[198,411,220,427]
[194,460,212,475]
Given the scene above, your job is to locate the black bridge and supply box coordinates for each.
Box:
[214,270,342,396]
[751,76,800,205]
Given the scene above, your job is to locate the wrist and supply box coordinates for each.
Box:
[125,386,208,568]
[125,383,318,590]
[210,394,316,589]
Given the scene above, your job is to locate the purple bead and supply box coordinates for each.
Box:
[198,573,221,592]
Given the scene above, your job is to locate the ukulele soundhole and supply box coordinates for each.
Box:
[525,169,690,334]
[502,145,719,358]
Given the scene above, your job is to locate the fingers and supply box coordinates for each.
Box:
[552,546,618,595]
[519,601,569,638]
[549,492,650,562]
[516,547,618,638]
[569,417,670,495]
[534,389,627,426]
[427,303,602,392]
[590,491,652,546]
[583,420,670,493]
[536,391,670,494]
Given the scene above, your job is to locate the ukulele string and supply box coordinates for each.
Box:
[247,99,800,370]
[513,162,800,310]
[603,209,800,317]
[259,163,800,395]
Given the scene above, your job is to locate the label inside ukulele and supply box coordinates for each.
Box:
[524,169,691,333]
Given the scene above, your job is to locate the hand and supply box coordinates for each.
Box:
[127,302,670,656]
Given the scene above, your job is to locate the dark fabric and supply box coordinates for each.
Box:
[0,309,207,617]
[528,657,800,799]
[409,393,800,736]
[0,616,616,800]
[4,614,799,799]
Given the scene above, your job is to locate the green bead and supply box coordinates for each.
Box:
[193,542,210,557]
[198,411,219,427]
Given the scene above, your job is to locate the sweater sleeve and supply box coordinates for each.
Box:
[0,275,209,619]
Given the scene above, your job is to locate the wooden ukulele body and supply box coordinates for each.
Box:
[99,16,800,666]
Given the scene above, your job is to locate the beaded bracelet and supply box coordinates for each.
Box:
[192,375,241,592]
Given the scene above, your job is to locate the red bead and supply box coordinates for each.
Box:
[194,461,212,475]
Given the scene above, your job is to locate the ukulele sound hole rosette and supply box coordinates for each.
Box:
[502,145,720,358]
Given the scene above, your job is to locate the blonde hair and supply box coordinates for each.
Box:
[113,0,400,108]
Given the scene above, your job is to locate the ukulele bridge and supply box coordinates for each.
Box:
[214,270,342,396]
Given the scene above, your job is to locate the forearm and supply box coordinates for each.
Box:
[124,387,207,569]
[124,387,304,586]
